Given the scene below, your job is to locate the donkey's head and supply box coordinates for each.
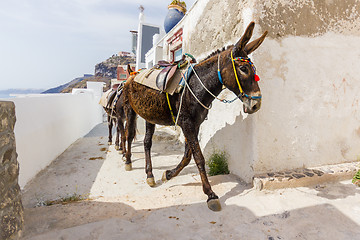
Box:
[222,22,267,114]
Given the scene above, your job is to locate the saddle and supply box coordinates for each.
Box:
[134,57,195,95]
[99,83,124,111]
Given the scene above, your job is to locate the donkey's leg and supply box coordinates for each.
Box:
[162,140,192,182]
[118,118,126,157]
[144,121,156,187]
[124,110,136,171]
[181,123,221,211]
[162,127,199,181]
[107,115,113,145]
[115,117,122,151]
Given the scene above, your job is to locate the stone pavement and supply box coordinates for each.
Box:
[20,123,360,240]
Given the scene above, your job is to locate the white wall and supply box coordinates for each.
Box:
[254,33,360,174]
[12,83,103,188]
[159,0,360,182]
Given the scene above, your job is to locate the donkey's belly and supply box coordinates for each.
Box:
[129,81,174,126]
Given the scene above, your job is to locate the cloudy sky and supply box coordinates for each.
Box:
[0,0,196,90]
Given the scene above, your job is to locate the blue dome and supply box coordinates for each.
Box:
[164,8,184,33]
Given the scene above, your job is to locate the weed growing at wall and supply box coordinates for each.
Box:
[353,169,360,187]
[44,193,89,206]
[207,150,230,176]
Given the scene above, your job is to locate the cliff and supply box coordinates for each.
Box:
[43,54,135,93]
[95,54,135,78]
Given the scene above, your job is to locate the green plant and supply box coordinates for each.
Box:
[44,193,89,206]
[207,150,230,176]
[353,169,360,187]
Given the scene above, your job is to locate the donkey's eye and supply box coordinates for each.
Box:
[239,66,247,73]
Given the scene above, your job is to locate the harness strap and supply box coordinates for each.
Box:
[217,54,224,85]
[231,51,245,96]
[166,92,176,124]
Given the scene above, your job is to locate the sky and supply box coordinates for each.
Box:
[0,0,196,90]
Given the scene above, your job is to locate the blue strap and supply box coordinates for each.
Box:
[179,63,196,87]
[217,70,223,85]
[243,93,262,100]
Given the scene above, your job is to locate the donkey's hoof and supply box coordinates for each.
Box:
[146,177,156,187]
[125,163,132,171]
[162,171,169,182]
[108,141,112,145]
[115,145,120,151]
[207,199,222,212]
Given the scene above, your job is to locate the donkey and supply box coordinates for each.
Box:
[122,22,267,211]
[103,89,135,156]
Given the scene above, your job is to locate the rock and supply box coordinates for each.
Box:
[0,101,24,240]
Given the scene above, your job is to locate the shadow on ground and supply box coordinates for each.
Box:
[21,188,360,240]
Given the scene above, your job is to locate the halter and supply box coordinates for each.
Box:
[166,52,262,127]
[217,51,262,101]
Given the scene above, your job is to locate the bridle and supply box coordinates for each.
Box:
[218,51,262,101]
[167,52,263,127]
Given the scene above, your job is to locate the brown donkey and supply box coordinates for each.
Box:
[122,22,267,211]
[103,90,136,157]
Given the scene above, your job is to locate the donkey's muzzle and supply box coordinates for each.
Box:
[242,92,262,114]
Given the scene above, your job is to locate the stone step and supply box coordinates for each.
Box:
[253,161,359,190]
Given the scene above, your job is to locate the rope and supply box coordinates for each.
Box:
[181,70,211,110]
[175,80,186,128]
[190,59,239,105]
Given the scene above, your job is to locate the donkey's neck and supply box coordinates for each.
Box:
[190,56,223,108]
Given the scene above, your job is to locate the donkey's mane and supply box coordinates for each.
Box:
[202,46,232,61]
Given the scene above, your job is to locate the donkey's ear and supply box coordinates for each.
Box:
[232,21,255,56]
[244,31,268,54]
[127,64,133,75]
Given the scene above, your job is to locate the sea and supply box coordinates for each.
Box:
[0,89,45,99]
[0,93,12,99]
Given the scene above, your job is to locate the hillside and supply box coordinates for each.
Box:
[60,76,112,93]
[95,54,135,78]
[43,54,135,93]
[43,74,94,93]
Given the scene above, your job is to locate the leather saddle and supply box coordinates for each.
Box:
[155,64,178,91]
[134,56,195,94]
[154,57,188,91]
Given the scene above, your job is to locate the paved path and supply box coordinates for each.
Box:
[20,123,360,240]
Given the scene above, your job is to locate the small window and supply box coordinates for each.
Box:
[120,74,127,79]
[174,48,182,61]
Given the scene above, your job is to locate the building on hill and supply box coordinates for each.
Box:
[118,51,133,57]
[111,64,136,89]
[117,64,136,81]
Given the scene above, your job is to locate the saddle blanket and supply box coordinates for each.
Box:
[99,89,114,108]
[99,83,124,109]
[134,67,188,95]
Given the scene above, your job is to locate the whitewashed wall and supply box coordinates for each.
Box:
[161,0,360,182]
[11,82,104,188]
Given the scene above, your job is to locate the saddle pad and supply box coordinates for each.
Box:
[99,89,114,108]
[134,69,162,92]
